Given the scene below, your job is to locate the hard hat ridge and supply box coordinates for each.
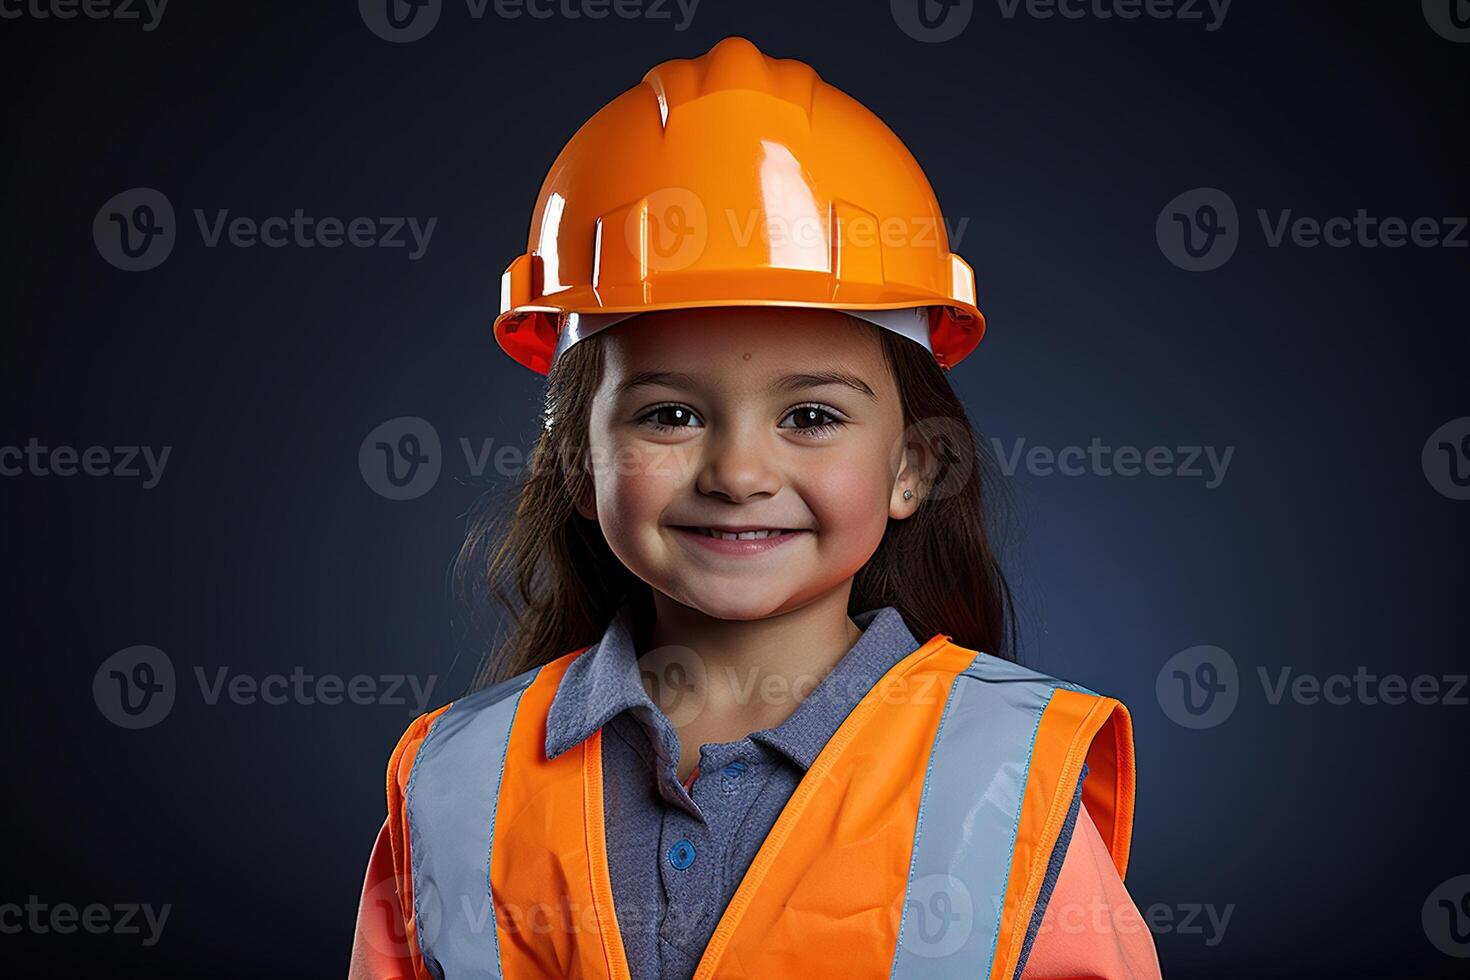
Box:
[641,35,818,123]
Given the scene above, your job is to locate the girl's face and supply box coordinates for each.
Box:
[578,306,926,621]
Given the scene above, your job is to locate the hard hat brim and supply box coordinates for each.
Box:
[494,297,984,377]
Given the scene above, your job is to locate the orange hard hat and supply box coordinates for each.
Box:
[493,35,986,376]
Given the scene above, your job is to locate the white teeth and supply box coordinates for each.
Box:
[697,528,785,540]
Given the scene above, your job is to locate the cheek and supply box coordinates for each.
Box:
[591,440,689,536]
[801,454,894,541]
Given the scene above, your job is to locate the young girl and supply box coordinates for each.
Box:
[350,36,1161,980]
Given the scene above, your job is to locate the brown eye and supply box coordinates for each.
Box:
[638,404,703,431]
[779,405,846,436]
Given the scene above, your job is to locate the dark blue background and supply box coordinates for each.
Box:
[2,1,1466,975]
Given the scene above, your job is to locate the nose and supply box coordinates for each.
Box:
[694,423,781,503]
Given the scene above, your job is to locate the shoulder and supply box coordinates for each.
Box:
[952,643,1105,696]
[939,643,1132,770]
[384,649,585,801]
[899,640,1125,743]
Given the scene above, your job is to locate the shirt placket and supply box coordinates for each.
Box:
[655,739,763,976]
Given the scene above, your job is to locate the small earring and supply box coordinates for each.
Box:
[902,488,913,500]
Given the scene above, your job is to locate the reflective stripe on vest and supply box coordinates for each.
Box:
[388,634,1136,980]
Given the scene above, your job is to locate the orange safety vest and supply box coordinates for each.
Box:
[383,632,1136,980]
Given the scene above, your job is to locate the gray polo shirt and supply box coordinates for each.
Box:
[544,603,923,980]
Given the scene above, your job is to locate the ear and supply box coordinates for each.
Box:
[889,437,934,521]
[572,463,598,522]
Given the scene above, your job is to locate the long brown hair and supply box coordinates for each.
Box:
[454,315,1017,690]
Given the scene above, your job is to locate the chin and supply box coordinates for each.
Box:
[659,581,801,622]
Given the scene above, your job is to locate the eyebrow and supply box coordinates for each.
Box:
[615,370,877,400]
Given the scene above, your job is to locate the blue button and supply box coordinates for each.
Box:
[667,838,696,870]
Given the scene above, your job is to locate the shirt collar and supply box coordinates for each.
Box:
[545,603,923,771]
[544,602,654,762]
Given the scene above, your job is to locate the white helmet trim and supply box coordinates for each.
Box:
[551,307,933,368]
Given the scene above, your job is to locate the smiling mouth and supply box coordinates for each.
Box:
[676,527,802,541]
